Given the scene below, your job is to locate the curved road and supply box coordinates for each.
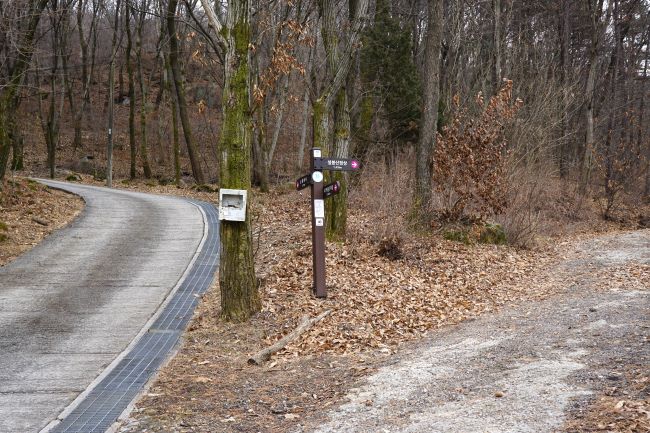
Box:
[0,181,206,433]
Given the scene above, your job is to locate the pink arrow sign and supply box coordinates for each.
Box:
[351,160,359,169]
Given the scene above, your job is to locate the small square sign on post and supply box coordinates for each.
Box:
[295,148,360,298]
[218,188,247,222]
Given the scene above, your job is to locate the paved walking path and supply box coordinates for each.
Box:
[0,181,217,433]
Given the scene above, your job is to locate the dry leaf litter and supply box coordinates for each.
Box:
[0,178,83,266]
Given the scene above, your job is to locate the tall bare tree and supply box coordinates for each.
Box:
[0,0,49,180]
[581,0,610,192]
[167,0,205,184]
[135,0,152,178]
[107,0,123,187]
[414,0,443,220]
[314,0,370,241]
[201,0,260,321]
[125,0,137,178]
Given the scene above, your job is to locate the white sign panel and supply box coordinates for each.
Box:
[314,199,325,218]
[315,218,324,227]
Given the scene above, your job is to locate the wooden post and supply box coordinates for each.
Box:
[310,148,326,298]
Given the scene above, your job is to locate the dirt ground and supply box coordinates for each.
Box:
[106,183,648,433]
[293,231,649,433]
[3,173,646,432]
[0,177,84,267]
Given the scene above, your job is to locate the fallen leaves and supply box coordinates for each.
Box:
[193,376,211,384]
[252,192,559,359]
[563,364,650,433]
[115,187,648,433]
[0,178,83,266]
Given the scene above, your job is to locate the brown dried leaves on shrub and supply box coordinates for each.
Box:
[433,80,523,221]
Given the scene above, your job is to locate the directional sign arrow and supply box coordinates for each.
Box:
[323,181,341,199]
[314,158,361,171]
[295,174,311,190]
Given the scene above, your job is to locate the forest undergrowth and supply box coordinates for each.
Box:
[105,160,648,433]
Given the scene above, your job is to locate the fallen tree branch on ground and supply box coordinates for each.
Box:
[248,310,331,365]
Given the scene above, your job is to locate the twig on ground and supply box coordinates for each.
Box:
[248,309,331,365]
[32,217,49,226]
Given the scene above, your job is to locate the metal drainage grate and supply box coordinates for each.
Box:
[49,200,219,433]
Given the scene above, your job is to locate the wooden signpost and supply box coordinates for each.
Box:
[296,148,360,298]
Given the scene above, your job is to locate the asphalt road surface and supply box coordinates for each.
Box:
[0,181,205,433]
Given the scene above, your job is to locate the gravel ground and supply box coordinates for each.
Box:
[298,230,649,433]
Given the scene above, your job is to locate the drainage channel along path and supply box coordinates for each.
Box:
[0,180,219,433]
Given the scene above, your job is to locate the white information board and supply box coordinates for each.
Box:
[314,199,325,218]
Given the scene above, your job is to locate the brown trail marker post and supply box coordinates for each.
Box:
[295,148,360,298]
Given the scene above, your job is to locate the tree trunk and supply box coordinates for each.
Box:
[136,0,152,178]
[583,51,596,192]
[316,0,369,241]
[10,132,24,171]
[414,0,443,221]
[259,74,288,192]
[640,35,650,200]
[219,0,260,322]
[558,0,571,177]
[46,75,59,179]
[492,0,502,91]
[107,0,123,187]
[297,46,314,172]
[167,0,205,184]
[164,52,182,185]
[88,0,99,106]
[126,3,137,179]
[42,0,67,180]
[325,87,350,241]
[266,77,287,178]
[0,0,49,181]
[252,107,267,191]
[78,0,89,97]
[73,0,97,151]
[171,87,181,184]
[581,0,607,193]
[602,0,626,218]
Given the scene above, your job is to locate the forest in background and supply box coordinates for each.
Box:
[1,0,649,247]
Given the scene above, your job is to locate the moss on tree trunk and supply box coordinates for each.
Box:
[219,4,260,322]
[0,0,48,181]
[325,87,350,241]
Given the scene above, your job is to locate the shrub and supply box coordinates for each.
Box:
[350,155,414,254]
[479,223,507,245]
[441,223,507,246]
[433,80,522,222]
[66,173,81,182]
[443,229,471,244]
[596,136,647,220]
